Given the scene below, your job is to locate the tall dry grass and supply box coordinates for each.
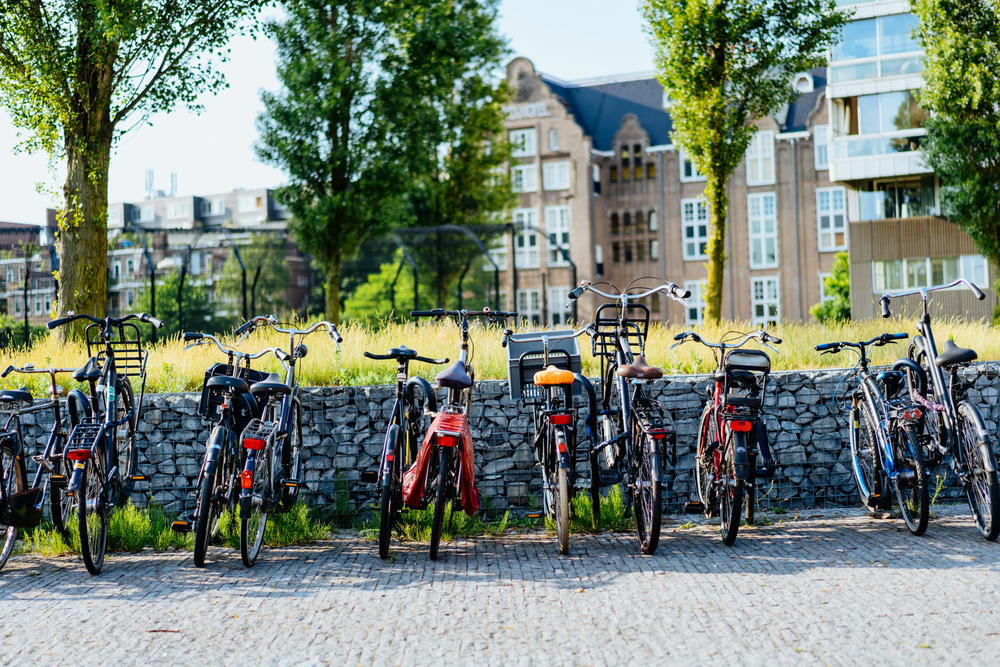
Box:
[1,317,996,394]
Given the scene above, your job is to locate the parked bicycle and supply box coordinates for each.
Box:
[401,307,516,560]
[232,315,342,566]
[816,333,930,535]
[49,312,161,574]
[0,365,90,570]
[171,332,273,567]
[567,279,689,555]
[362,346,445,559]
[881,279,999,540]
[672,330,779,545]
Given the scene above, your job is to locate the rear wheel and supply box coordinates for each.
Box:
[0,442,26,570]
[633,429,662,555]
[378,425,401,560]
[719,435,744,546]
[850,403,890,512]
[695,406,716,513]
[240,447,271,567]
[552,426,570,555]
[193,464,224,568]
[429,445,452,561]
[78,443,108,575]
[113,379,138,502]
[957,401,1000,541]
[892,426,929,536]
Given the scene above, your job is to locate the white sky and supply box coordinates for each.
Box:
[0,1,653,227]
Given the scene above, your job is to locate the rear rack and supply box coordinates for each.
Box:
[241,418,278,445]
[67,418,103,450]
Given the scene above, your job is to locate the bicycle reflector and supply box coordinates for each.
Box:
[548,413,572,425]
[240,470,254,489]
[66,449,91,461]
[902,408,922,420]
[730,420,753,432]
[243,437,266,450]
[436,431,461,447]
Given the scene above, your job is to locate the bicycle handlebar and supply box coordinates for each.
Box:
[566,280,689,309]
[671,329,781,352]
[501,324,596,349]
[235,315,343,350]
[815,332,907,353]
[183,331,286,363]
[2,364,77,378]
[880,279,986,318]
[410,308,517,319]
[47,312,162,330]
[362,351,448,365]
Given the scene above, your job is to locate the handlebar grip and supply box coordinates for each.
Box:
[971,282,986,300]
[415,356,448,365]
[672,285,692,299]
[329,330,344,344]
[887,332,908,341]
[673,332,686,341]
[47,316,73,330]
[879,296,891,319]
[142,314,164,329]
[183,332,204,342]
[410,310,442,317]
[815,342,837,351]
[234,320,255,335]
[567,286,585,300]
[1,365,12,378]
[363,351,391,360]
[765,334,782,344]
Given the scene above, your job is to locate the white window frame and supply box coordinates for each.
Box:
[746,131,776,186]
[814,124,829,170]
[238,195,260,212]
[512,208,539,269]
[819,272,833,302]
[511,164,538,193]
[684,280,706,325]
[548,129,559,152]
[139,205,155,223]
[961,255,988,288]
[547,286,570,326]
[816,186,848,251]
[517,288,542,325]
[647,210,658,232]
[649,239,660,261]
[509,128,536,158]
[484,236,507,271]
[542,161,571,191]
[750,276,781,326]
[747,192,778,269]
[679,150,705,182]
[126,258,135,276]
[544,205,571,267]
[167,201,189,219]
[681,198,709,261]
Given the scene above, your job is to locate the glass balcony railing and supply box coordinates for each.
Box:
[829,55,923,83]
[833,132,926,159]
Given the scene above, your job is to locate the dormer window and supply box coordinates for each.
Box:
[793,73,814,93]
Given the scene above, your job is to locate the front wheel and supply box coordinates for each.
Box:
[113,379,138,502]
[0,442,26,570]
[957,401,1000,541]
[240,448,272,567]
[378,425,401,560]
[695,406,716,513]
[720,435,745,546]
[552,426,571,555]
[850,403,890,513]
[193,468,222,567]
[892,426,929,536]
[633,433,662,555]
[77,443,109,575]
[429,445,452,561]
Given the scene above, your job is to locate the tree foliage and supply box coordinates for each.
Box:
[343,249,437,323]
[914,0,1000,271]
[134,270,229,340]
[643,0,847,322]
[811,252,851,323]
[218,234,291,318]
[255,0,509,323]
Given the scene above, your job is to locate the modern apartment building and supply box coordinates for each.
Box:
[828,0,995,319]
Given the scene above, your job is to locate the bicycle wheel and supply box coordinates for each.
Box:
[378,425,401,560]
[0,442,26,570]
[78,442,109,575]
[892,426,929,536]
[633,427,662,555]
[908,346,945,463]
[113,379,138,502]
[719,434,745,546]
[744,464,757,526]
[850,403,890,512]
[193,463,224,568]
[553,427,570,555]
[956,401,1000,541]
[695,406,715,511]
[240,447,272,567]
[53,390,90,536]
[278,398,303,512]
[429,445,451,561]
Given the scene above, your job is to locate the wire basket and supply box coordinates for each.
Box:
[86,322,148,379]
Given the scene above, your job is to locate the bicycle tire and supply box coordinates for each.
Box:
[892,426,929,536]
[53,390,90,536]
[634,430,662,555]
[744,470,756,526]
[695,406,715,513]
[429,445,451,561]
[278,398,303,512]
[240,447,271,567]
[0,442,26,571]
[113,379,138,502]
[589,447,601,529]
[850,403,890,512]
[78,442,108,575]
[720,434,744,546]
[956,401,1000,541]
[908,346,945,462]
[378,425,401,560]
[193,467,222,568]
[554,427,570,555]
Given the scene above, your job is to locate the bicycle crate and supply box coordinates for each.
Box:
[86,322,148,379]
[505,330,581,402]
[197,362,270,421]
[591,302,649,360]
[721,349,771,409]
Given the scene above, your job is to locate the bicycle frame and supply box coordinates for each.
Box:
[378,366,437,488]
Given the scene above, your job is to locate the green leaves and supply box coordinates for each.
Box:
[811,252,851,323]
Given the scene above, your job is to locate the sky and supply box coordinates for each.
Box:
[0,1,655,227]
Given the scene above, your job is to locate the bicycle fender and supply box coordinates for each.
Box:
[201,425,230,477]
[733,431,751,481]
[405,377,438,414]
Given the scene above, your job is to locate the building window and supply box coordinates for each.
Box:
[649,240,660,261]
[623,242,633,263]
[139,205,155,222]
[612,242,621,263]
[542,161,571,190]
[746,131,775,186]
[517,289,541,325]
[127,258,135,275]
[680,150,705,182]
[126,290,134,307]
[549,130,559,152]
[818,272,833,303]
[750,276,780,326]
[636,241,646,262]
[13,300,19,314]
[113,261,121,280]
[592,164,601,194]
[620,144,630,164]
[190,252,202,276]
[962,255,988,287]
[512,209,539,268]
[485,236,507,271]
[816,187,847,251]
[871,255,987,292]
[684,280,706,325]
[166,201,188,219]
[635,211,644,232]
[623,212,632,234]
[544,206,571,267]
[610,213,619,235]
[648,210,658,232]
[510,128,536,157]
[238,195,261,212]
[646,163,656,179]
[511,164,538,193]
[850,91,927,136]
[681,198,709,260]
[814,124,829,170]
[34,298,42,315]
[859,176,935,221]
[747,192,778,269]
[595,245,604,276]
[609,166,618,183]
[830,13,923,83]
[547,286,569,325]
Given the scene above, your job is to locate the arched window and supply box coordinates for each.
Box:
[610,213,619,235]
[635,211,644,231]
[623,212,632,233]
[648,210,658,231]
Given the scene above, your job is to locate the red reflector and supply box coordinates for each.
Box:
[651,433,666,440]
[903,408,922,420]
[386,454,394,462]
[240,470,253,489]
[243,437,266,450]
[558,440,567,453]
[67,449,91,461]
[730,420,753,432]
[437,434,460,447]
[549,413,572,425]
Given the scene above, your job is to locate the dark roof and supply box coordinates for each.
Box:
[539,67,826,150]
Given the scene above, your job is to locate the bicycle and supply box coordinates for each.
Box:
[170,332,274,567]
[502,325,596,554]
[233,315,342,566]
[672,330,780,545]
[362,346,445,559]
[816,333,930,535]
[401,307,516,560]
[0,365,90,570]
[48,312,161,574]
[880,279,999,540]
[567,279,690,555]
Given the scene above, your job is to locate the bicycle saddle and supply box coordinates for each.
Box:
[73,357,102,383]
[724,349,771,373]
[249,373,292,396]
[389,346,418,360]
[0,387,32,404]
[533,365,575,386]
[435,360,472,390]
[935,339,977,368]
[616,355,663,380]
[206,375,250,394]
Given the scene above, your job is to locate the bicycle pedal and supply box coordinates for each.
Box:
[170,520,192,534]
[360,471,378,484]
[684,501,705,514]
[282,478,301,488]
[50,474,68,489]
[130,474,149,482]
[525,512,543,519]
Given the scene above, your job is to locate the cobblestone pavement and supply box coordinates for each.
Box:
[2,507,999,665]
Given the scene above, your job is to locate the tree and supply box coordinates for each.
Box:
[134,270,229,340]
[343,249,436,323]
[255,0,508,323]
[218,234,291,318]
[811,251,850,323]
[914,1,1000,273]
[643,0,847,322]
[0,1,264,336]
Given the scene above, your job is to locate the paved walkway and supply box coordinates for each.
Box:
[2,508,999,665]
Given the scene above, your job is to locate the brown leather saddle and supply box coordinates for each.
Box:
[616,354,663,380]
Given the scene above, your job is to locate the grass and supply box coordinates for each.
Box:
[216,501,330,549]
[2,317,996,393]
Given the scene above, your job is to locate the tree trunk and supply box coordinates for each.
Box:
[703,170,728,324]
[324,259,342,324]
[57,138,112,340]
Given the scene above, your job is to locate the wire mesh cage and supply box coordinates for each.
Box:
[86,322,149,379]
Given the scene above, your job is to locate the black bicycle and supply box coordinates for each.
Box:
[49,312,161,574]
[171,333,273,567]
[567,279,690,555]
[816,333,930,535]
[234,315,342,566]
[0,365,90,570]
[362,346,444,559]
[881,279,999,540]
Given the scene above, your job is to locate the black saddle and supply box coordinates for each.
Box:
[0,387,32,404]
[936,339,977,368]
[250,373,292,397]
[206,375,250,394]
[73,357,102,383]
[435,361,472,390]
[724,349,771,373]
[389,346,418,360]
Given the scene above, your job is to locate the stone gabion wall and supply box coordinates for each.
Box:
[13,363,1000,519]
